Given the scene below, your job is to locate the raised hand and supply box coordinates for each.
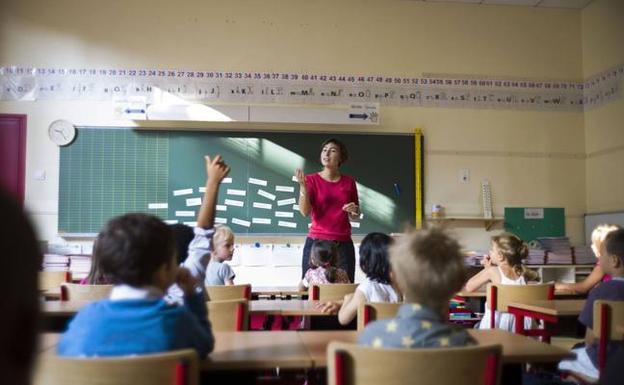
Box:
[205,155,230,185]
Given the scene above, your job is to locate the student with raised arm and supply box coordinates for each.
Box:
[169,155,231,300]
[296,138,360,283]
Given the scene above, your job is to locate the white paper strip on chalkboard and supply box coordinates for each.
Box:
[164,220,179,224]
[215,217,228,224]
[350,222,361,228]
[184,221,198,227]
[227,189,246,196]
[253,202,272,210]
[216,205,227,211]
[173,188,193,196]
[248,177,267,186]
[278,220,297,228]
[176,211,195,217]
[275,211,294,218]
[232,218,251,227]
[252,218,271,224]
[224,199,244,207]
[186,198,202,207]
[149,203,168,209]
[198,187,206,193]
[257,189,276,201]
[277,198,296,206]
[291,176,298,182]
[222,178,233,184]
[275,185,295,193]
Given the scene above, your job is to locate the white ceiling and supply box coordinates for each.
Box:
[419,0,594,9]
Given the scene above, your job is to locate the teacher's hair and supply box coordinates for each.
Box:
[321,138,349,165]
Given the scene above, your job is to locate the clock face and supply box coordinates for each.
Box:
[48,120,76,146]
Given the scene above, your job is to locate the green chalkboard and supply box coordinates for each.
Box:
[504,207,565,243]
[59,128,416,235]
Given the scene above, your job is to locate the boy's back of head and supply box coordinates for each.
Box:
[96,213,175,286]
[604,228,624,266]
[390,227,465,310]
[169,223,194,265]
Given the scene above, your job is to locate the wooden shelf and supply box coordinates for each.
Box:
[426,216,503,231]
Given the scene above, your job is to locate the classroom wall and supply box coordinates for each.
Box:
[581,0,624,215]
[0,0,590,249]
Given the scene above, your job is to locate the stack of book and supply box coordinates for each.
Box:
[42,254,70,272]
[526,248,546,265]
[538,237,573,264]
[573,245,596,265]
[69,255,92,280]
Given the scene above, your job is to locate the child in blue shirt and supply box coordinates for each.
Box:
[58,155,230,358]
[558,228,624,382]
[359,227,474,348]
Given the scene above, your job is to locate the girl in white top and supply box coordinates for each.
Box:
[465,232,539,331]
[332,232,401,325]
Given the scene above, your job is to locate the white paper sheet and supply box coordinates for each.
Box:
[183,221,198,227]
[173,188,193,196]
[252,218,271,224]
[216,205,227,211]
[275,185,295,193]
[248,177,267,186]
[231,218,251,227]
[175,211,195,217]
[222,177,233,184]
[148,203,168,209]
[253,202,272,210]
[224,199,244,207]
[186,198,202,207]
[227,189,246,196]
[278,220,297,228]
[257,189,276,201]
[275,211,294,218]
[215,217,228,224]
[277,198,296,206]
[271,244,303,266]
[164,220,179,224]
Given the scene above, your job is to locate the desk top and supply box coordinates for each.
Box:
[252,286,306,296]
[38,329,572,370]
[507,300,586,317]
[42,300,90,316]
[250,300,326,316]
[456,289,581,299]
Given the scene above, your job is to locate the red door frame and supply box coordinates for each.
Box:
[0,114,27,203]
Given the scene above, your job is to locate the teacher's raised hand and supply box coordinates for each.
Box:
[342,202,360,218]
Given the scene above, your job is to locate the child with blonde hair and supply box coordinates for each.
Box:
[465,232,538,331]
[359,227,473,348]
[555,224,621,294]
[204,225,236,285]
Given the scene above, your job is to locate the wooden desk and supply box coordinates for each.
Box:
[202,331,311,370]
[250,300,327,316]
[507,299,585,335]
[296,329,572,367]
[42,300,90,317]
[456,289,583,299]
[38,333,61,353]
[253,286,307,299]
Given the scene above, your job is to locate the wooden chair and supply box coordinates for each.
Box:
[311,283,359,301]
[207,299,249,331]
[33,349,199,385]
[327,341,502,385]
[60,283,113,301]
[357,302,401,331]
[205,284,251,301]
[593,300,624,373]
[487,283,554,341]
[39,271,72,292]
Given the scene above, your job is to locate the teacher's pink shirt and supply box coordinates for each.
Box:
[306,173,358,242]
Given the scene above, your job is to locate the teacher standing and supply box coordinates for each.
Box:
[296,138,360,283]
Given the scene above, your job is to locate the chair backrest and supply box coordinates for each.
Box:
[39,271,72,292]
[357,302,402,331]
[207,299,249,331]
[327,342,502,385]
[311,283,359,301]
[593,300,624,372]
[33,349,199,385]
[487,283,554,327]
[60,283,113,301]
[205,284,251,301]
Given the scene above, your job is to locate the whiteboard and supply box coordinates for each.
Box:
[584,212,624,244]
